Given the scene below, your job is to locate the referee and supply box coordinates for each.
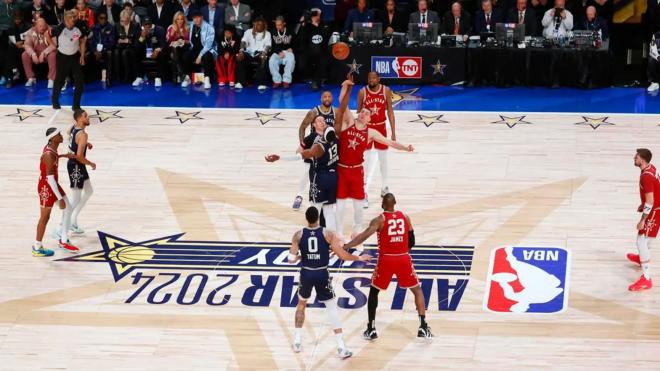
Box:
[49,10,87,110]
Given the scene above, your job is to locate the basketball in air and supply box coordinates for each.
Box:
[108,245,155,264]
[332,42,350,61]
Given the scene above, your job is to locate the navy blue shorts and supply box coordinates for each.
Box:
[67,160,89,189]
[298,269,335,301]
[309,171,337,205]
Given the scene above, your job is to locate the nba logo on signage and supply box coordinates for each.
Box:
[371,56,422,79]
[484,246,571,314]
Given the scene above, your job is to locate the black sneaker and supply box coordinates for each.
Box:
[418,325,433,339]
[363,327,378,340]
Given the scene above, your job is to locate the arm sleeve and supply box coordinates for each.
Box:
[408,230,415,249]
[47,175,63,200]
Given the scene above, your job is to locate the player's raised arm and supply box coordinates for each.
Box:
[335,77,354,134]
[288,230,302,263]
[369,128,413,152]
[265,143,324,163]
[298,109,317,146]
[385,86,396,141]
[326,230,372,262]
[344,216,383,249]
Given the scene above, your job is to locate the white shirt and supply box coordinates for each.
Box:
[241,29,272,55]
[541,8,573,38]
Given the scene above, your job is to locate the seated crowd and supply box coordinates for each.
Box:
[0,0,613,90]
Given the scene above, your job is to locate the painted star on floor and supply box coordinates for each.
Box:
[574,116,615,130]
[409,114,449,127]
[5,108,44,122]
[346,59,363,75]
[165,111,203,124]
[391,88,426,107]
[491,115,533,128]
[89,109,123,123]
[247,112,285,125]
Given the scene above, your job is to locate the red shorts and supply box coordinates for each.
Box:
[337,165,365,200]
[371,253,420,290]
[38,180,64,208]
[366,122,388,150]
[639,209,660,238]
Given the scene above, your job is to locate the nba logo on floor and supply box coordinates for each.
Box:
[484,246,571,314]
[371,56,422,79]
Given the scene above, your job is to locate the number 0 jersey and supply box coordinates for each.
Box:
[299,227,330,269]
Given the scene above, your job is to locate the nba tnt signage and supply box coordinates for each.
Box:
[371,56,422,79]
[58,232,474,311]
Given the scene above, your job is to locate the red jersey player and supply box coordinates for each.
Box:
[334,77,413,241]
[357,71,396,208]
[627,148,660,291]
[344,193,433,340]
[34,128,79,257]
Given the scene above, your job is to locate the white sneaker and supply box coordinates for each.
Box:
[219,81,225,87]
[648,82,659,92]
[292,342,302,353]
[25,78,36,87]
[69,224,85,234]
[363,194,369,209]
[257,84,267,91]
[337,347,353,359]
[132,77,143,87]
[181,75,191,88]
[47,79,54,89]
[61,80,68,91]
[203,76,211,90]
[154,77,162,87]
[235,82,243,90]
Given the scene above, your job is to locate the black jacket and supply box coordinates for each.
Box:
[474,8,503,34]
[506,7,538,36]
[577,15,609,41]
[147,2,181,29]
[378,9,407,33]
[441,11,472,35]
[136,25,167,51]
[298,22,330,49]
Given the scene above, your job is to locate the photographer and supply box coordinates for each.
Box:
[296,7,329,91]
[541,0,573,39]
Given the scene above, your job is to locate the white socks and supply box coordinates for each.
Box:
[364,150,389,194]
[336,199,348,237]
[322,204,337,232]
[71,181,93,226]
[352,199,363,234]
[335,333,346,349]
[59,196,71,243]
[637,235,653,279]
[294,328,302,344]
[298,162,310,197]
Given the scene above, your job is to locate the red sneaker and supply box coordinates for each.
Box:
[283,82,290,89]
[627,253,641,266]
[273,83,281,88]
[628,275,652,291]
[59,240,80,253]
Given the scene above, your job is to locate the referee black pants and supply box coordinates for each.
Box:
[52,51,84,109]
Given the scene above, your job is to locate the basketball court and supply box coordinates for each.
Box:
[1,95,660,370]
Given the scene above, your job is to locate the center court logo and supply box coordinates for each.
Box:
[484,246,571,314]
[58,231,474,311]
[371,56,422,79]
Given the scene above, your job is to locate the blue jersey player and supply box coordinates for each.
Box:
[266,115,340,231]
[288,206,372,357]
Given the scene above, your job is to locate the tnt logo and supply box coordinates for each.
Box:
[371,56,422,79]
[484,246,571,314]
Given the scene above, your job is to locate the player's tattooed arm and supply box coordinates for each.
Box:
[327,230,372,262]
[369,129,413,152]
[298,109,316,146]
[288,231,302,263]
[344,216,383,249]
[385,86,396,141]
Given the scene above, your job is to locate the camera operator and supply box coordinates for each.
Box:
[541,0,573,39]
[296,7,329,91]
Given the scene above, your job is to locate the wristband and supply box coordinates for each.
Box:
[643,203,653,215]
[288,253,297,261]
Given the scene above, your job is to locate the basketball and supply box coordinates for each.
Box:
[108,245,155,264]
[332,42,350,61]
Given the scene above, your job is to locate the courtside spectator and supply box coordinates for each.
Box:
[113,9,140,83]
[188,9,216,89]
[22,17,56,88]
[132,16,167,87]
[88,11,114,84]
[236,16,270,91]
[216,23,240,87]
[167,10,191,85]
[269,15,294,88]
